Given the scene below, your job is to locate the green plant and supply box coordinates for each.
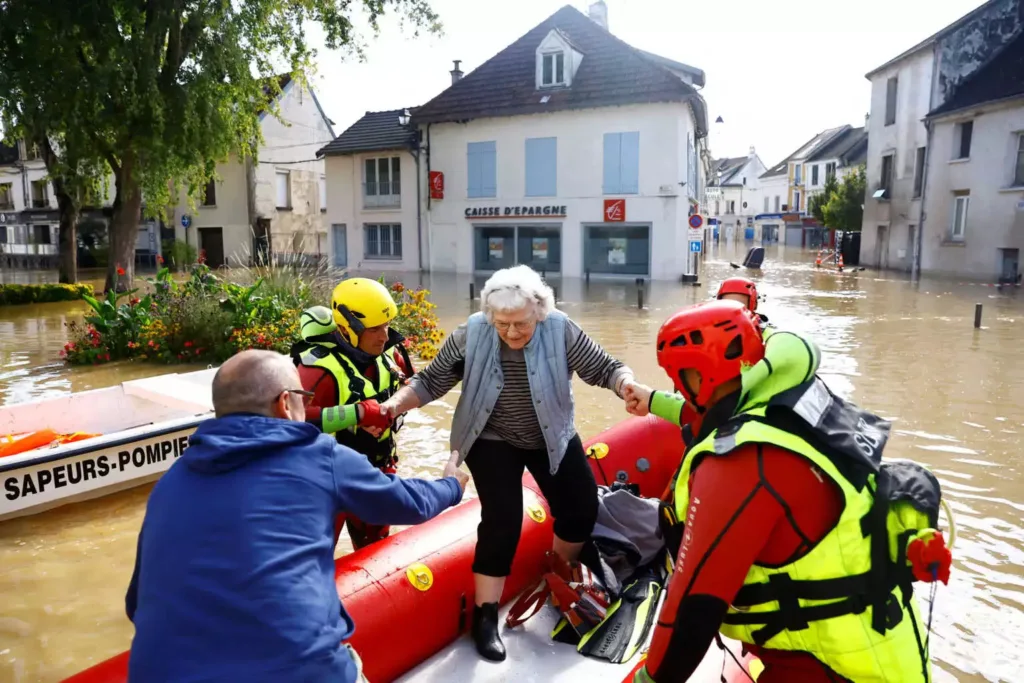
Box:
[0,283,94,306]
[822,165,866,233]
[164,240,197,271]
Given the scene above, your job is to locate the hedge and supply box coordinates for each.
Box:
[0,283,95,307]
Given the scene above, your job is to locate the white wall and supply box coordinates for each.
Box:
[171,78,334,266]
[171,158,250,266]
[758,174,790,214]
[921,100,1024,280]
[422,102,696,279]
[860,50,934,270]
[324,150,420,272]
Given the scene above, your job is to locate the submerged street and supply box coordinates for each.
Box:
[1,241,1023,682]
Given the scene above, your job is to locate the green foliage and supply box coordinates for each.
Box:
[162,239,198,271]
[60,268,442,366]
[0,0,444,288]
[822,166,867,233]
[0,283,94,306]
[809,174,840,225]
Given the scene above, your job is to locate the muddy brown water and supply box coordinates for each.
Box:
[1,247,1022,682]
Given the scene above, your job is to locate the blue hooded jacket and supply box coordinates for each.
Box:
[125,414,462,683]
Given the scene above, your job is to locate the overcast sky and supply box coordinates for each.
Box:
[303,0,987,168]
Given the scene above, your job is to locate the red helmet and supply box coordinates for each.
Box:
[716,277,759,312]
[656,300,765,414]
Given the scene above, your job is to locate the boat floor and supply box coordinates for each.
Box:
[398,599,751,682]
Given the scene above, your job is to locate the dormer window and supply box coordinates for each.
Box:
[535,29,583,90]
[542,52,565,87]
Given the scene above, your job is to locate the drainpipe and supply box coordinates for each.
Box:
[413,141,423,271]
[913,119,933,281]
[425,123,433,273]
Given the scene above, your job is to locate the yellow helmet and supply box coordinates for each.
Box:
[330,278,398,345]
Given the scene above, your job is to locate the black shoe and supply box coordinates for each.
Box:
[471,602,507,662]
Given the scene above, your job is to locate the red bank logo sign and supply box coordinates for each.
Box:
[604,199,625,222]
[429,171,444,199]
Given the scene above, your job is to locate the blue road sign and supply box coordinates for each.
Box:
[181,214,192,229]
[689,241,702,253]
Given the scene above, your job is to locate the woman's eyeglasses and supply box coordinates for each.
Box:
[493,319,536,333]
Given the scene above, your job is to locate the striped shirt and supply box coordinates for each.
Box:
[409,318,633,450]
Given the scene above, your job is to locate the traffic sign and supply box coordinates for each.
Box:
[689,241,702,253]
[181,214,192,229]
[688,214,704,229]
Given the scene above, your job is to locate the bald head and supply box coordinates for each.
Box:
[212,350,302,418]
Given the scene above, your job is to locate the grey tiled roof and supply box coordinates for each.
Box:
[807,126,868,164]
[759,126,852,178]
[928,32,1024,118]
[710,156,748,185]
[317,109,417,157]
[410,5,707,134]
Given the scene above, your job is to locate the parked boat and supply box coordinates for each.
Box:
[63,415,760,683]
[0,369,217,522]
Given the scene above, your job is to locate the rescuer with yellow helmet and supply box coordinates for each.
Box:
[292,277,416,550]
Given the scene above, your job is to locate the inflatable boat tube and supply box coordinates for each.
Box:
[63,415,759,683]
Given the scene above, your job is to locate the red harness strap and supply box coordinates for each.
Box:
[505,552,611,636]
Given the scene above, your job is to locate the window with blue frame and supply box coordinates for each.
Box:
[467,141,497,198]
[525,137,557,197]
[603,132,639,195]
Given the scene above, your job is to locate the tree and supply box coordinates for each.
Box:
[809,173,839,225]
[822,165,866,233]
[0,0,441,291]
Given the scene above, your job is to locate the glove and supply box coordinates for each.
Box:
[357,399,393,431]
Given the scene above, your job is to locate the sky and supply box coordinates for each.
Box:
[303,0,990,168]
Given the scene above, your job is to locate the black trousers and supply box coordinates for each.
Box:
[465,434,598,577]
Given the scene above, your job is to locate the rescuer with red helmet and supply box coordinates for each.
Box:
[627,300,936,682]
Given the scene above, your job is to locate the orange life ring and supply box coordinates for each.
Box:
[0,430,101,458]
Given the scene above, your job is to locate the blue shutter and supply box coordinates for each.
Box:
[525,137,557,197]
[467,143,481,197]
[603,133,621,194]
[620,132,640,194]
[481,141,497,197]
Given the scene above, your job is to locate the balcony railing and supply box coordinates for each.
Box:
[363,182,401,209]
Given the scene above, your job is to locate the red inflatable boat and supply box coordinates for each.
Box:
[63,415,759,683]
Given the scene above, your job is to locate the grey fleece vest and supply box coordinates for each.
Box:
[449,310,575,474]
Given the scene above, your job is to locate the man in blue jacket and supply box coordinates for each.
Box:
[125,349,468,682]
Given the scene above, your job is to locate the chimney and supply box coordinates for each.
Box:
[864,112,870,127]
[749,145,756,156]
[450,60,464,84]
[588,1,609,30]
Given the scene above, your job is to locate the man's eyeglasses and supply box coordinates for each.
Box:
[276,388,315,407]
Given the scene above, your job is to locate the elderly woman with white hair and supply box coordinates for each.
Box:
[381,264,639,663]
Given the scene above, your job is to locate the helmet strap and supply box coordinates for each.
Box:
[336,304,366,341]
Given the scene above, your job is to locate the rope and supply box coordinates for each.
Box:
[941,498,957,550]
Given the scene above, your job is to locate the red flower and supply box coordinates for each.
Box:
[117,267,126,276]
[156,255,164,264]
[148,340,155,348]
[184,341,193,348]
[130,297,140,306]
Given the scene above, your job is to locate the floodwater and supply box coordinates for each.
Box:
[2,244,1023,682]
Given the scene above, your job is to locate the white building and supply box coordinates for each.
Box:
[755,126,859,248]
[170,74,336,268]
[919,33,1024,281]
[859,0,1022,276]
[803,125,868,203]
[705,149,767,241]
[0,140,63,262]
[320,2,709,281]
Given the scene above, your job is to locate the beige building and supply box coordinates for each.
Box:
[859,0,1022,277]
[918,33,1024,281]
[170,75,336,268]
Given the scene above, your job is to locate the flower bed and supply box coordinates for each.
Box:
[61,266,443,366]
[0,283,95,307]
